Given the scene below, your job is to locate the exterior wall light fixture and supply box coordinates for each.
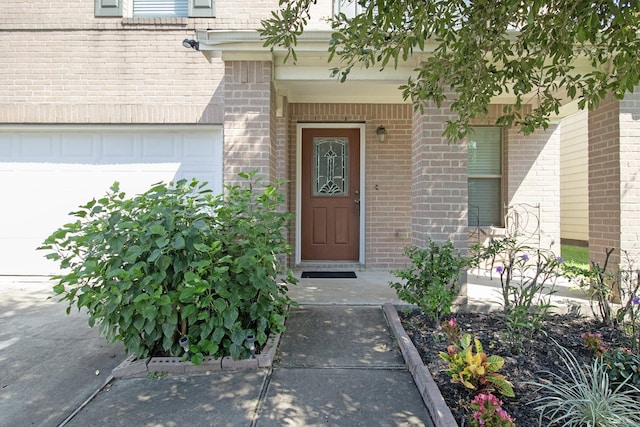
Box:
[182,39,199,50]
[376,126,387,142]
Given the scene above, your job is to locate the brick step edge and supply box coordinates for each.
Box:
[112,333,281,379]
[382,303,459,427]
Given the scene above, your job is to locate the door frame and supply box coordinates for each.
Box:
[296,123,366,265]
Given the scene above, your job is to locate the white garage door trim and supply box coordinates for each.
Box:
[0,125,224,276]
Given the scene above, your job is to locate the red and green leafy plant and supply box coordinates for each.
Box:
[439,334,515,397]
[581,332,606,357]
[441,317,461,344]
[468,393,515,427]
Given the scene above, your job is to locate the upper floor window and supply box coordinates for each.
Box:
[95,0,215,18]
[134,0,188,17]
[468,127,502,227]
[334,0,364,19]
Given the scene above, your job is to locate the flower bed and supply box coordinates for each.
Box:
[396,307,636,426]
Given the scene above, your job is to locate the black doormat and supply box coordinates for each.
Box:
[301,271,357,279]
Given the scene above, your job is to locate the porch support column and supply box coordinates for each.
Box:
[223,60,275,186]
[411,107,468,252]
[588,91,640,267]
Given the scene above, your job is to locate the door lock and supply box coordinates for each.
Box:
[354,199,360,204]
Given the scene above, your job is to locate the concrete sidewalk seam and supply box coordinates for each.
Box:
[250,367,273,427]
[57,375,114,427]
[273,365,407,370]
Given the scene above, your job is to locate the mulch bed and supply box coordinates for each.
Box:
[399,309,633,426]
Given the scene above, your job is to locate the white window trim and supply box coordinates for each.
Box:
[468,126,504,227]
[95,0,214,18]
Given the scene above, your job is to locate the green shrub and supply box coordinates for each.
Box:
[602,348,640,389]
[390,240,466,325]
[39,172,296,363]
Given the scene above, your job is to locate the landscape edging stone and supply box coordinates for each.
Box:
[111,333,281,378]
[383,303,459,427]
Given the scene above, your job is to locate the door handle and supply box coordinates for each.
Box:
[354,199,360,204]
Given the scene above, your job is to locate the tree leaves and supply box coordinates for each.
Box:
[261,0,640,141]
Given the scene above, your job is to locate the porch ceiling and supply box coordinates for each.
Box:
[194,29,584,115]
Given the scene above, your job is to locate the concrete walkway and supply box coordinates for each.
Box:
[63,305,433,426]
[0,269,591,426]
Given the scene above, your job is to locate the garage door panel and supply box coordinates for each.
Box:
[102,136,138,159]
[142,136,179,159]
[19,135,57,158]
[60,135,98,158]
[0,127,223,276]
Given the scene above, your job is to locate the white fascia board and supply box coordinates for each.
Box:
[274,63,415,82]
[194,29,429,66]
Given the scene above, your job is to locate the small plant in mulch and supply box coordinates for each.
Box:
[389,239,467,326]
[39,171,296,364]
[439,333,514,398]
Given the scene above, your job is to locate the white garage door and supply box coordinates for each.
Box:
[0,126,223,276]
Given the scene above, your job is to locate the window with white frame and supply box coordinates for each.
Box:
[134,0,188,17]
[334,0,364,18]
[95,0,214,18]
[468,127,502,227]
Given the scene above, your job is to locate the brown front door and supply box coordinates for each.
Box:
[301,128,360,261]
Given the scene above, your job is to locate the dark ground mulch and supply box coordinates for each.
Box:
[399,309,633,426]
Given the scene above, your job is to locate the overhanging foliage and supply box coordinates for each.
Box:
[260,0,640,140]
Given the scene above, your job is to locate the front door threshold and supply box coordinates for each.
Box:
[296,261,365,271]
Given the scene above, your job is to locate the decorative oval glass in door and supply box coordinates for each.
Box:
[313,137,349,196]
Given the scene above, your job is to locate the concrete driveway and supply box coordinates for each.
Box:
[0,278,126,427]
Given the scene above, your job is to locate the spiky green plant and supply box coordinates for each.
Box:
[527,342,640,427]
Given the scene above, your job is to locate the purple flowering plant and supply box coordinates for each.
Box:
[468,393,515,427]
[476,237,564,352]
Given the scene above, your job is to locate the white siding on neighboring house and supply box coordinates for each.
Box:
[560,110,589,244]
[0,126,223,276]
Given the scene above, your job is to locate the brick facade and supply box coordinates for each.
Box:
[287,103,414,268]
[506,124,561,253]
[0,0,281,125]
[222,61,273,186]
[2,0,579,272]
[411,104,468,253]
[589,91,640,267]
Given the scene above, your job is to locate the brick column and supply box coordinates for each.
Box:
[411,107,468,251]
[589,91,640,267]
[223,61,274,187]
[411,106,468,299]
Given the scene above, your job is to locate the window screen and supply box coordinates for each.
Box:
[468,127,502,227]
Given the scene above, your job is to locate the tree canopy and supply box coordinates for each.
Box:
[260,0,640,140]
